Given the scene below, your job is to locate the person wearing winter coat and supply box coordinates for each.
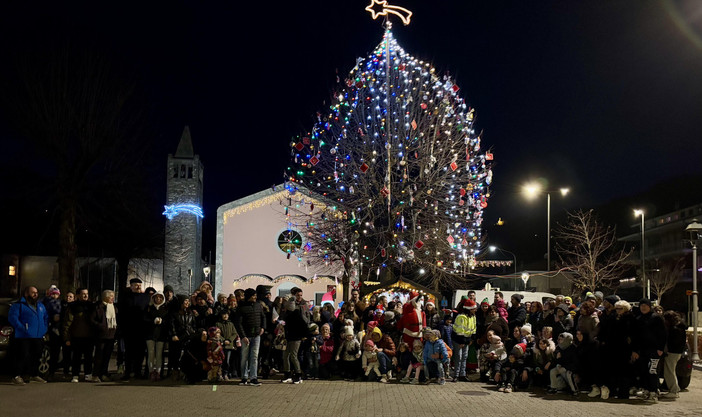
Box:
[495,342,529,393]
[532,337,555,387]
[63,288,97,383]
[422,328,449,384]
[180,328,208,384]
[481,305,510,344]
[576,300,600,342]
[206,327,225,382]
[169,295,197,380]
[336,326,361,380]
[661,310,687,399]
[8,286,49,385]
[397,296,425,345]
[146,292,169,381]
[452,299,477,381]
[118,278,150,381]
[369,326,396,382]
[280,296,309,384]
[317,323,336,379]
[507,294,527,332]
[233,288,266,386]
[215,310,240,380]
[547,332,579,395]
[41,285,63,378]
[631,298,667,403]
[92,290,118,382]
[551,303,574,340]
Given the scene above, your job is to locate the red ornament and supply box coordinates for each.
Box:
[411,119,417,130]
[459,188,466,196]
[447,235,455,244]
[381,186,390,197]
[355,81,364,88]
[459,199,465,206]
[486,152,494,161]
[414,240,424,249]
[295,142,304,151]
[302,137,310,145]
[381,248,386,257]
[450,161,458,171]
[420,103,428,110]
[360,163,369,173]
[480,197,488,208]
[398,64,405,71]
[309,155,319,166]
[452,84,460,93]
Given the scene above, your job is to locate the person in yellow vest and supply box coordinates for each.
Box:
[450,299,477,381]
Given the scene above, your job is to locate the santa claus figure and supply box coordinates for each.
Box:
[397,296,426,345]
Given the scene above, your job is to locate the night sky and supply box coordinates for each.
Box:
[2,0,701,268]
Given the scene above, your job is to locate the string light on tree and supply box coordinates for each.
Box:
[284,4,493,293]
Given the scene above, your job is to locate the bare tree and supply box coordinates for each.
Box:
[2,42,153,293]
[286,29,493,297]
[554,209,634,292]
[650,257,684,307]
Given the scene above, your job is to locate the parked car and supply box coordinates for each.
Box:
[0,298,51,377]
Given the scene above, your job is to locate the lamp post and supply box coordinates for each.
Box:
[686,219,701,362]
[489,245,517,275]
[523,183,570,272]
[634,209,648,299]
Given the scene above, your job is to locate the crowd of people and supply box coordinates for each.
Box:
[7,280,690,404]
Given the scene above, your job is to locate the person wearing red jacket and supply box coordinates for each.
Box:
[317,323,336,379]
[398,296,426,345]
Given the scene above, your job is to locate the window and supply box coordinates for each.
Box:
[277,230,302,253]
[173,165,178,178]
[314,292,324,306]
[188,166,193,178]
[180,165,186,178]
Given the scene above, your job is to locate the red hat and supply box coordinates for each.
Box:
[463,299,477,310]
[513,343,527,356]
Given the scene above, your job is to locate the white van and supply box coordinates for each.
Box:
[450,289,556,310]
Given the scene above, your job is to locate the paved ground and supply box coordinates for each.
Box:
[2,371,701,417]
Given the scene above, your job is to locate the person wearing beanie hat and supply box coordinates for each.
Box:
[603,294,620,306]
[463,299,478,310]
[41,285,64,378]
[215,308,239,381]
[547,332,578,395]
[425,300,441,329]
[233,288,266,386]
[336,324,362,380]
[422,327,449,385]
[507,294,527,333]
[163,285,175,304]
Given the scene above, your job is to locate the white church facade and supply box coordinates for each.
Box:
[215,185,343,306]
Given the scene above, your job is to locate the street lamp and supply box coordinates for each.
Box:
[523,183,570,272]
[489,245,517,275]
[634,209,648,299]
[686,219,702,362]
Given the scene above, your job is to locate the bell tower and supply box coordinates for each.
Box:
[163,126,204,295]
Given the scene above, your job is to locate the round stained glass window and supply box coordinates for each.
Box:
[277,230,302,253]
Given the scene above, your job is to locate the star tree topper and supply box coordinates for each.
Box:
[365,0,412,26]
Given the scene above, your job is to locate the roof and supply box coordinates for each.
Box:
[174,126,194,158]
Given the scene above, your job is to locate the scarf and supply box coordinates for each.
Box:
[105,302,117,329]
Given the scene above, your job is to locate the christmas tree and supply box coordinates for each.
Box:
[285,23,493,295]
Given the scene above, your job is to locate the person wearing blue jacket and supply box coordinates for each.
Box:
[422,328,449,385]
[8,286,49,385]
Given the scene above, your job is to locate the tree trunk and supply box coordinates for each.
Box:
[115,254,130,300]
[58,198,77,294]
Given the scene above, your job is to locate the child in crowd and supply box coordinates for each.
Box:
[336,327,361,380]
[482,334,507,381]
[215,311,240,380]
[423,329,449,385]
[547,332,578,395]
[206,327,224,383]
[307,323,320,380]
[317,323,336,379]
[362,340,382,381]
[532,337,555,387]
[495,343,528,393]
[401,339,425,384]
